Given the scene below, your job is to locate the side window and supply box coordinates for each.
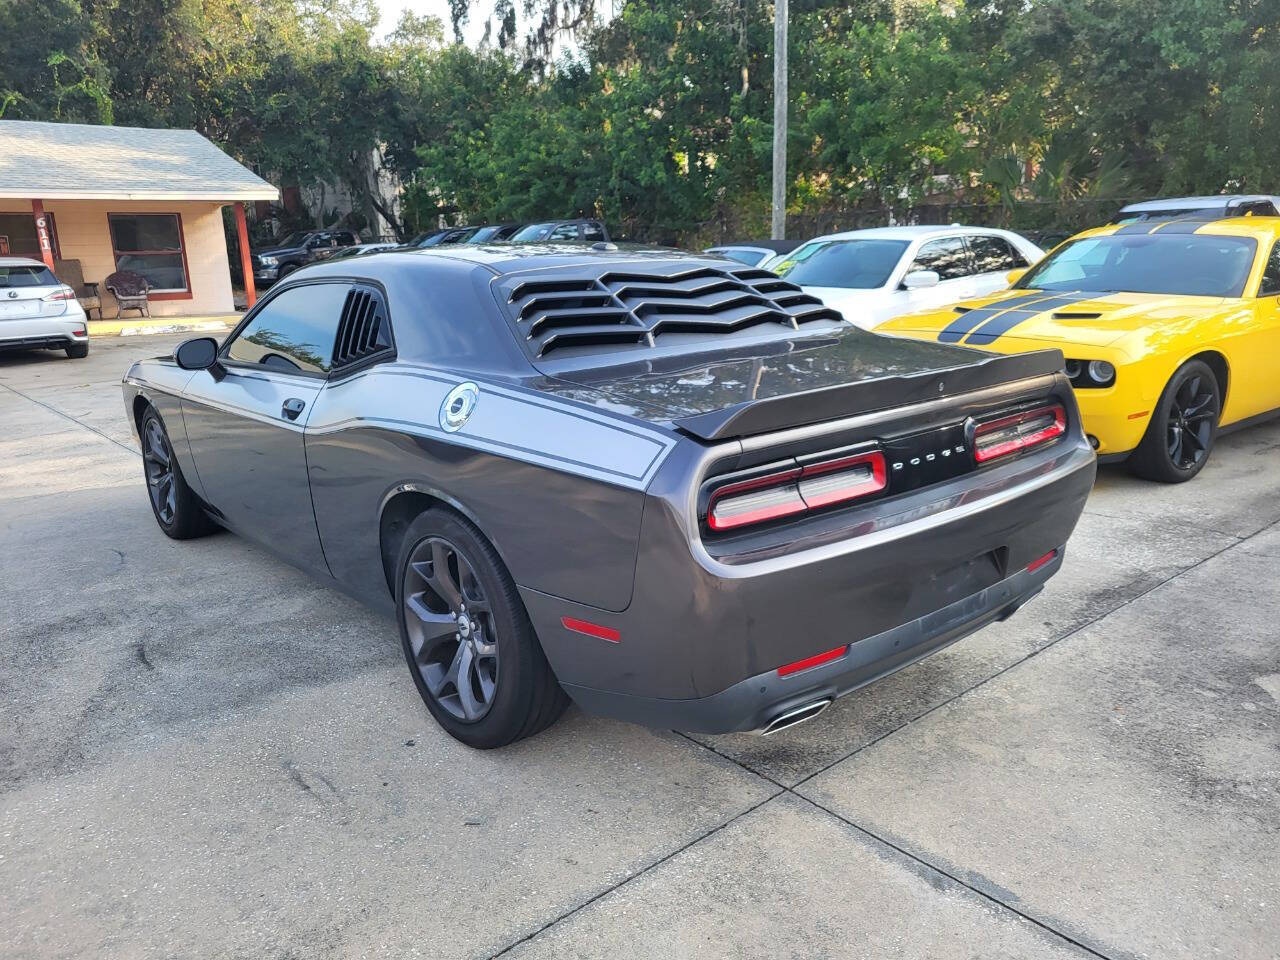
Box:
[911,237,971,281]
[224,283,345,374]
[582,221,605,242]
[549,223,579,241]
[1259,241,1280,296]
[968,235,1027,273]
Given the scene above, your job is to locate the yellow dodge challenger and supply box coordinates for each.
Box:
[878,215,1280,482]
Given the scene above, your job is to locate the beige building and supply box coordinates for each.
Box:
[0,120,278,317]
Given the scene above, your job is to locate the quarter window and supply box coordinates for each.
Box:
[968,235,1028,273]
[910,237,972,281]
[1259,241,1280,296]
[108,213,188,293]
[224,283,345,374]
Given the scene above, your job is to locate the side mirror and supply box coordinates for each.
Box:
[902,269,941,290]
[175,336,220,371]
[1006,267,1028,286]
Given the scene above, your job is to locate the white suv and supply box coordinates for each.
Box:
[775,226,1044,329]
[0,257,90,359]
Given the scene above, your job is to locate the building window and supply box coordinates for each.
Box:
[108,213,189,294]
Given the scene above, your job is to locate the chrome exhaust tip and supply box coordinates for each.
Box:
[760,698,832,736]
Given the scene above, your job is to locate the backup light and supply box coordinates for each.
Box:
[972,404,1067,464]
[706,451,887,532]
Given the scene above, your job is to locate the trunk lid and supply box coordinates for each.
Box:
[549,326,1064,440]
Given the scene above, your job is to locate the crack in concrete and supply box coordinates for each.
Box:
[0,380,138,457]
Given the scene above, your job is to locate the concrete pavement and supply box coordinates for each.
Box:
[1,334,1277,959]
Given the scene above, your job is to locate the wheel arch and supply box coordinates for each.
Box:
[377,484,512,600]
[1183,349,1229,407]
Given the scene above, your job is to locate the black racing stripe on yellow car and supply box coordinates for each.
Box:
[935,292,1054,343]
[963,291,1106,346]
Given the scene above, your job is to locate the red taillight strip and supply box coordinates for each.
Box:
[973,404,1067,464]
[777,644,848,677]
[561,616,621,643]
[1026,549,1058,573]
[706,450,887,532]
[798,451,887,508]
[706,467,804,531]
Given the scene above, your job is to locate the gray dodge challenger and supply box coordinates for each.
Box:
[122,245,1095,747]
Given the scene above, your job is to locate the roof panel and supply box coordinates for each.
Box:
[0,120,278,201]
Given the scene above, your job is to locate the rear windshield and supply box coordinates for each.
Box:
[1017,233,1257,298]
[711,248,767,266]
[775,239,909,289]
[0,265,56,287]
[510,222,556,242]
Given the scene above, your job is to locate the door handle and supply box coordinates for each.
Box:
[281,398,306,421]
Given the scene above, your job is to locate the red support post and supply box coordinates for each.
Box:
[234,201,256,309]
[31,199,56,271]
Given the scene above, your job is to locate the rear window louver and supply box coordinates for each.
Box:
[504,265,844,358]
[333,285,392,369]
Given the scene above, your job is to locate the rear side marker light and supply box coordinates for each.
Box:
[973,404,1066,464]
[778,645,848,677]
[561,616,621,643]
[1026,549,1057,573]
[707,452,887,532]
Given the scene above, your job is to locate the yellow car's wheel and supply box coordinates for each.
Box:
[1128,359,1221,483]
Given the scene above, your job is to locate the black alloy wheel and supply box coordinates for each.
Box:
[138,409,217,539]
[402,536,500,723]
[1166,372,1218,470]
[143,414,177,525]
[395,509,568,748]
[1128,359,1221,483]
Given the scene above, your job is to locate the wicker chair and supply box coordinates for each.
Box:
[104,270,151,319]
[53,259,102,319]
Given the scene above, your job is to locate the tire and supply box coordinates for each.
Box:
[139,408,218,539]
[1127,359,1221,483]
[65,341,89,359]
[395,508,568,748]
[276,263,298,281]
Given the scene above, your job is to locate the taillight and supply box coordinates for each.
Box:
[706,450,887,532]
[972,404,1066,464]
[43,286,75,301]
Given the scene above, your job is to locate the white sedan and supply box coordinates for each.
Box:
[0,257,90,359]
[775,226,1044,329]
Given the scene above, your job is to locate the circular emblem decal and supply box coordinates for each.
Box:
[6,291,17,299]
[440,382,479,432]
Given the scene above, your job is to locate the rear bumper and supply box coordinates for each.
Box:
[561,553,1057,733]
[523,433,1095,730]
[0,313,89,351]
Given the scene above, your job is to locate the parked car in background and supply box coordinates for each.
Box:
[410,227,480,247]
[508,219,610,243]
[0,257,89,359]
[705,239,798,267]
[879,211,1280,482]
[1111,194,1280,224]
[251,229,359,286]
[123,245,1092,747]
[327,242,400,261]
[775,226,1044,329]
[466,224,525,243]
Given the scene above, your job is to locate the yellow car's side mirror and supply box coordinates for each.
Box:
[1006,268,1028,286]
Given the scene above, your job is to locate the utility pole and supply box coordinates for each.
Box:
[770,0,788,240]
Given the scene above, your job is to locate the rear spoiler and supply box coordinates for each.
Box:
[672,348,1066,441]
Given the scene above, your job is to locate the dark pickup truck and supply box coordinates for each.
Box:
[250,230,359,286]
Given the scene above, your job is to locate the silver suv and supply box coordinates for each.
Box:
[0,257,89,359]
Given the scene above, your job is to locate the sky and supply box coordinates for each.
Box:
[372,0,489,43]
